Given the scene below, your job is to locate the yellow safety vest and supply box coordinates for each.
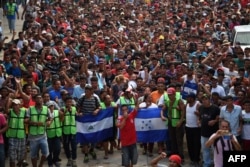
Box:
[100,102,116,109]
[120,96,135,108]
[6,3,16,15]
[6,108,26,138]
[46,110,62,138]
[165,98,181,127]
[62,106,77,135]
[29,106,48,135]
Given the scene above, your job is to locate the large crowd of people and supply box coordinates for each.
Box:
[0,0,250,167]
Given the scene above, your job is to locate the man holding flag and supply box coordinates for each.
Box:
[100,94,117,159]
[76,84,100,163]
[117,98,139,167]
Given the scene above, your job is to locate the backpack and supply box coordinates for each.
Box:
[79,95,99,109]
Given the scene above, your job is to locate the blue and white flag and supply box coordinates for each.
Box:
[135,108,167,143]
[76,107,114,144]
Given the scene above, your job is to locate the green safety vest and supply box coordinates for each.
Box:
[6,108,26,139]
[164,93,181,127]
[100,102,116,109]
[6,3,16,15]
[62,106,77,135]
[163,92,181,103]
[46,110,62,138]
[120,96,135,108]
[29,106,48,135]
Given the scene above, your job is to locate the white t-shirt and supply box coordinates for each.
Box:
[220,67,239,78]
[211,85,226,97]
[186,101,200,128]
[157,94,165,107]
[139,102,158,108]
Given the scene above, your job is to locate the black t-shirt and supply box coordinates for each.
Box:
[199,104,220,137]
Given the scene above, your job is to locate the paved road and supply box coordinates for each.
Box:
[5,143,192,167]
[1,6,193,167]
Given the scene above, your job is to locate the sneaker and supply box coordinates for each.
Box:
[90,151,97,160]
[72,160,77,167]
[83,156,89,163]
[54,162,61,167]
[104,155,108,159]
[66,159,72,167]
[22,160,29,166]
[148,152,153,157]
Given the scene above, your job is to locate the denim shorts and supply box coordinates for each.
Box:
[9,138,26,162]
[121,143,138,166]
[30,137,49,159]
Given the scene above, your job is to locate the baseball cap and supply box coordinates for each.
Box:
[12,99,21,104]
[169,154,182,166]
[186,93,196,99]
[23,40,29,46]
[157,77,165,83]
[181,63,188,67]
[212,76,218,80]
[46,101,54,107]
[167,87,176,95]
[202,93,210,99]
[63,58,69,62]
[85,84,93,89]
[217,67,224,72]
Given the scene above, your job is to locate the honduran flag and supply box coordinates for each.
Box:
[76,107,114,144]
[135,108,168,143]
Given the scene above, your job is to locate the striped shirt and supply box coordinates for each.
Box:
[76,95,99,115]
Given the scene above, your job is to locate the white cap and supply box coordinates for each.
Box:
[42,30,47,34]
[12,99,21,104]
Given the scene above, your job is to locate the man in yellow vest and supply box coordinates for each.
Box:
[26,94,52,167]
[46,102,64,167]
[161,87,185,162]
[117,87,135,113]
[61,96,82,167]
[6,99,28,167]
[4,0,19,33]
[100,94,117,159]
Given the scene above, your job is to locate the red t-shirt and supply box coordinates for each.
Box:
[0,114,7,144]
[118,109,137,146]
[32,72,38,84]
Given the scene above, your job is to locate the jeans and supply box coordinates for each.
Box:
[63,134,77,160]
[0,144,5,167]
[186,127,201,162]
[201,136,213,167]
[30,137,49,159]
[7,19,16,31]
[47,137,61,166]
[121,143,138,166]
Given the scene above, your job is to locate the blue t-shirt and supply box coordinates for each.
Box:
[7,66,21,77]
[49,89,62,101]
